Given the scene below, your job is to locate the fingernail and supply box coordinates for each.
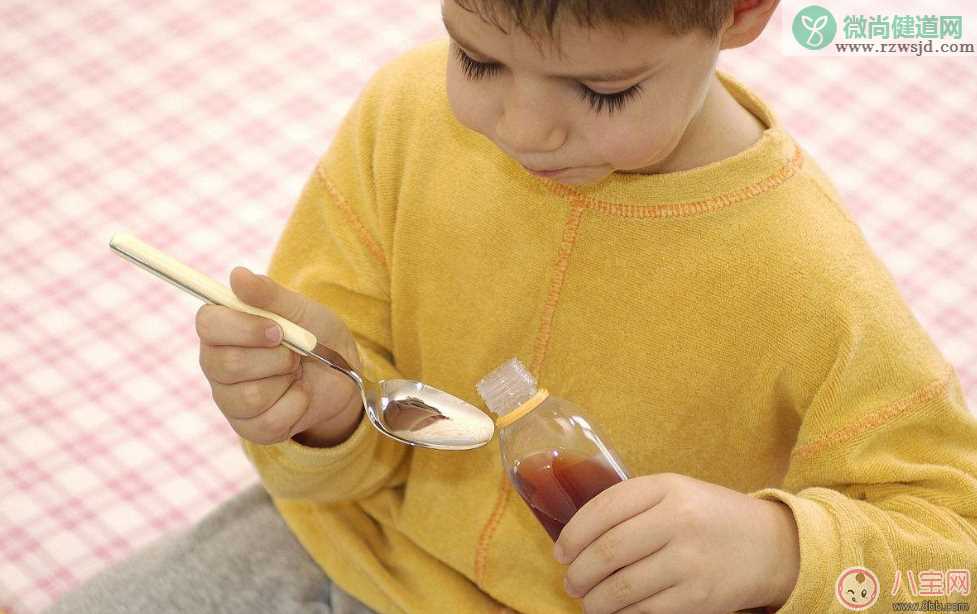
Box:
[554,544,567,564]
[564,577,578,597]
[265,325,282,344]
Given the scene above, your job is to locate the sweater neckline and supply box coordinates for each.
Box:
[509,71,803,216]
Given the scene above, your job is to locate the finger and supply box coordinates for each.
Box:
[578,545,681,614]
[564,508,671,599]
[200,344,299,385]
[285,387,359,443]
[211,372,297,420]
[556,474,672,565]
[229,266,310,326]
[195,304,284,348]
[613,583,689,614]
[227,379,309,445]
[229,267,363,374]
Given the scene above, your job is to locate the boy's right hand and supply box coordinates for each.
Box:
[196,267,365,447]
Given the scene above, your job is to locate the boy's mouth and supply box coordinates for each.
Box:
[522,165,569,178]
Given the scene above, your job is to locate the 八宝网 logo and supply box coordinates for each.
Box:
[835,566,880,610]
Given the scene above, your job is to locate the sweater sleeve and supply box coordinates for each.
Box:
[240,58,412,504]
[748,294,977,610]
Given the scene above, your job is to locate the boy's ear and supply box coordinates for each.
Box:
[719,0,780,49]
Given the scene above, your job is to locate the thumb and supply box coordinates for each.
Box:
[229,266,311,327]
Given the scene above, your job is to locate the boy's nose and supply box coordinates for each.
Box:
[495,85,566,155]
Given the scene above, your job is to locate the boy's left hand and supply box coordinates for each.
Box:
[555,473,800,614]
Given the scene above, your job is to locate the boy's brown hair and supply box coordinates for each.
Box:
[454,0,738,38]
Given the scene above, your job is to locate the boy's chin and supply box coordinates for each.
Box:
[547,166,614,186]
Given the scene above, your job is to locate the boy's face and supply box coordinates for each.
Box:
[443,1,725,186]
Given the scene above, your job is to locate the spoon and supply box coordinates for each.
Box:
[109,232,494,451]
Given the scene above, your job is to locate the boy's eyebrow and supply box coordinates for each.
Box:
[442,18,656,83]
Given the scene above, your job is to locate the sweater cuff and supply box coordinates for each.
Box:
[269,338,405,470]
[264,336,399,472]
[270,409,377,471]
[241,341,411,501]
[748,487,841,613]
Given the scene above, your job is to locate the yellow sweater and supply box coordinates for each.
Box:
[243,41,977,613]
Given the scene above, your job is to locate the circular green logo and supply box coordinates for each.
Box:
[792,5,837,50]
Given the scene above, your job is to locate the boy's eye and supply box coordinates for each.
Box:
[453,46,503,80]
[577,83,643,116]
[452,45,643,116]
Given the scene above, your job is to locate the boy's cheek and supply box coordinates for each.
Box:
[593,133,654,170]
[605,124,683,172]
[446,75,490,134]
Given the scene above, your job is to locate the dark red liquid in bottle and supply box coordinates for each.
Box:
[510,449,626,541]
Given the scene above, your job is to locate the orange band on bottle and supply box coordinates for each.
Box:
[495,388,550,429]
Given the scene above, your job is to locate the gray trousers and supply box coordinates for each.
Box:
[45,484,374,614]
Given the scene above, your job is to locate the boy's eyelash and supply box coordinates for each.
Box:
[452,46,643,116]
[576,83,643,115]
[454,45,504,80]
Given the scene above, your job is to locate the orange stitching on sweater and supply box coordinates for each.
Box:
[474,474,512,584]
[473,202,587,586]
[531,202,587,374]
[315,164,388,270]
[542,144,804,219]
[792,368,952,460]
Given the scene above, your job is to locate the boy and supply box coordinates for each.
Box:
[50,0,977,612]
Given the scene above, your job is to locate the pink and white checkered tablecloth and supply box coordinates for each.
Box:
[1,2,974,612]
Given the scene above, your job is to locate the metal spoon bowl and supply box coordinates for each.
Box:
[109,232,494,451]
[304,343,494,450]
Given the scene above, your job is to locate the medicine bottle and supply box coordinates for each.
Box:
[476,358,629,541]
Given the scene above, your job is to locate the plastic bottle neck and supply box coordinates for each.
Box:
[495,388,551,428]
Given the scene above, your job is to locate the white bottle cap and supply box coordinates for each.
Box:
[475,358,538,416]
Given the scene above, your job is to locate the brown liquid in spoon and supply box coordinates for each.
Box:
[385,398,449,432]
